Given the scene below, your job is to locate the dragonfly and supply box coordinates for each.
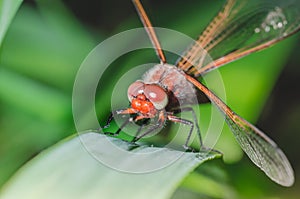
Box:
[104,0,300,187]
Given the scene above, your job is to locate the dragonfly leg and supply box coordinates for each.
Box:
[104,117,132,137]
[172,107,203,148]
[102,108,137,136]
[104,112,114,128]
[167,114,196,151]
[132,111,166,142]
[133,123,144,139]
[170,107,221,153]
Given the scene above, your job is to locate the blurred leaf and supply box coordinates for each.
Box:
[179,172,236,199]
[0,105,70,188]
[0,0,23,47]
[0,2,96,91]
[35,0,95,45]
[0,68,70,122]
[0,132,220,199]
[0,0,97,188]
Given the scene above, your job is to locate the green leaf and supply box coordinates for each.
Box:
[0,0,23,47]
[179,172,236,198]
[0,2,96,91]
[0,68,70,122]
[0,132,221,199]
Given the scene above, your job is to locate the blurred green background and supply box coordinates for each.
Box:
[0,0,299,198]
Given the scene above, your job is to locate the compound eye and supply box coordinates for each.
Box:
[127,81,144,101]
[144,84,168,110]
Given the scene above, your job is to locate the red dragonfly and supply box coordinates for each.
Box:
[104,0,300,186]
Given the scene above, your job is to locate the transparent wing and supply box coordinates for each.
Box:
[223,114,294,187]
[176,0,300,76]
[184,74,294,187]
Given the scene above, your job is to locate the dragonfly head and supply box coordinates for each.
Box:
[127,81,168,115]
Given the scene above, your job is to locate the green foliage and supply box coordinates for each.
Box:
[0,0,23,47]
[0,133,221,199]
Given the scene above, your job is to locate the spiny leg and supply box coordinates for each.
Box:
[104,117,132,137]
[134,123,144,139]
[132,117,151,140]
[104,112,114,128]
[167,114,196,151]
[103,108,154,140]
[132,111,166,142]
[173,107,203,147]
[102,108,137,136]
[171,107,221,153]
[103,108,137,128]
